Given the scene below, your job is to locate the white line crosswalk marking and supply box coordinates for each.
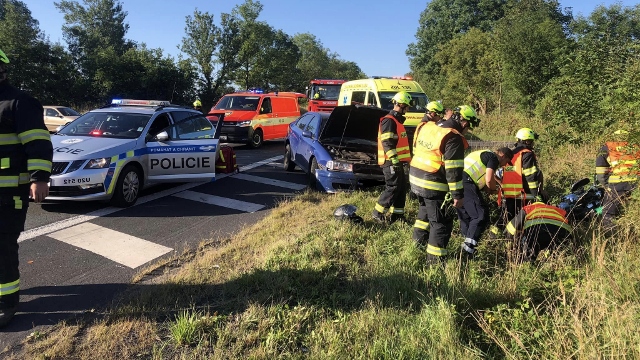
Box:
[172,190,265,212]
[48,223,173,268]
[232,173,307,190]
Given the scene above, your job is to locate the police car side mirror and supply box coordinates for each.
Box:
[155,131,169,142]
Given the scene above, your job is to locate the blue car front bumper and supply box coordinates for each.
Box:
[315,169,384,193]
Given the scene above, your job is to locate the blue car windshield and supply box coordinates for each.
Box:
[57,112,152,139]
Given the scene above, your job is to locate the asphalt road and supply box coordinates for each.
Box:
[0,140,312,352]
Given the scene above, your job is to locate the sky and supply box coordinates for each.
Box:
[24,0,640,77]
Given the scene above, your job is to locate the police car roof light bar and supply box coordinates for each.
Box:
[111,99,171,107]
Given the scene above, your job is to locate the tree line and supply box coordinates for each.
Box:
[407,0,640,145]
[0,0,365,112]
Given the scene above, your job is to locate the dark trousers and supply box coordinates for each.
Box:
[375,165,407,214]
[496,198,528,229]
[518,225,570,262]
[0,232,20,309]
[602,183,635,229]
[415,196,454,257]
[457,182,489,242]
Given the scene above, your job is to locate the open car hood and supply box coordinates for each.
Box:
[319,105,388,146]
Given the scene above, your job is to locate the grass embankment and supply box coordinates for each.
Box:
[8,111,640,359]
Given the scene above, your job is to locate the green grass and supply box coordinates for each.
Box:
[7,141,640,360]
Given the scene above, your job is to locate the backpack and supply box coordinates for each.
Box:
[216,145,239,174]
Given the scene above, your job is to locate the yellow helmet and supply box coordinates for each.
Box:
[193,99,202,107]
[426,101,444,115]
[0,49,9,64]
[392,91,413,106]
[515,128,538,141]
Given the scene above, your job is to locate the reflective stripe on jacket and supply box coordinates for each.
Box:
[501,148,533,200]
[464,149,489,189]
[377,114,411,165]
[410,121,467,193]
[605,141,640,184]
[506,202,571,235]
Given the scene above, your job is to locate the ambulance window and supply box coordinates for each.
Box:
[351,91,365,105]
[260,97,272,114]
[366,92,378,107]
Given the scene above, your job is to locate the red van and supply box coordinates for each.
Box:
[207,90,306,148]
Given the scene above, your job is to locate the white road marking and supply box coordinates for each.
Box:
[233,173,307,190]
[48,223,173,269]
[172,191,264,212]
[18,155,284,243]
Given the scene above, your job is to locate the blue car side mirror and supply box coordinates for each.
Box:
[302,130,312,138]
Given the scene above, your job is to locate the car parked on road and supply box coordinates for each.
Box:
[48,99,223,207]
[284,104,386,192]
[43,105,81,132]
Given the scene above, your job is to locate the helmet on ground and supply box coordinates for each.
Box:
[515,128,538,141]
[0,49,8,64]
[333,204,364,224]
[392,92,413,107]
[454,105,480,128]
[193,99,202,107]
[426,101,444,115]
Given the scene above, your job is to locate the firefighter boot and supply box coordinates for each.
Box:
[426,254,445,268]
[389,214,407,224]
[371,210,386,224]
[0,305,18,328]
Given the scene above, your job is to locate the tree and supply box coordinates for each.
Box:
[55,0,133,101]
[494,0,570,112]
[407,0,509,97]
[435,28,502,114]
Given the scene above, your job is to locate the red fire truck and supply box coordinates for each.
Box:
[306,79,346,112]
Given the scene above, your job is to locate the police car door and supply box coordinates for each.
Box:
[146,112,218,182]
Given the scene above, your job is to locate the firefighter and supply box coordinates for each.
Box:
[504,201,573,263]
[372,91,412,224]
[0,48,53,328]
[498,128,544,227]
[421,101,445,123]
[410,105,478,264]
[193,99,203,113]
[458,147,513,256]
[595,129,640,230]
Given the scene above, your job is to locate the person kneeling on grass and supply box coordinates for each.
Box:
[504,201,573,263]
[458,147,513,256]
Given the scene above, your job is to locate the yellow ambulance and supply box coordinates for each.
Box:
[337,77,429,130]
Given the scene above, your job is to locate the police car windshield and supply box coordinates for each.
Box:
[312,85,341,100]
[57,112,152,139]
[379,92,429,113]
[213,96,260,111]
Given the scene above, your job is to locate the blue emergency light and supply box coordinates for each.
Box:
[111,99,170,106]
[247,87,264,94]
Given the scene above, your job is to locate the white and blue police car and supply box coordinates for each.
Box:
[48,99,223,207]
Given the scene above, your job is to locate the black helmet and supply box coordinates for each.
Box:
[333,204,363,224]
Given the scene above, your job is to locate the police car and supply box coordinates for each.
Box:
[48,99,223,207]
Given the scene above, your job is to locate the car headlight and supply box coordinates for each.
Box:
[326,160,353,172]
[84,157,111,169]
[237,120,251,127]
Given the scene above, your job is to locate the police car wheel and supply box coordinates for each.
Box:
[308,157,319,191]
[110,164,142,207]
[284,144,296,172]
[249,129,263,148]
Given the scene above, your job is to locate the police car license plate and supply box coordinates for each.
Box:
[219,135,227,141]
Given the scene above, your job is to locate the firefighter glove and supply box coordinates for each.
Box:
[390,156,400,165]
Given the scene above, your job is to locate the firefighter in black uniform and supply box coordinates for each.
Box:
[0,49,53,328]
[595,129,640,231]
[372,92,412,224]
[504,202,572,263]
[410,105,478,264]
